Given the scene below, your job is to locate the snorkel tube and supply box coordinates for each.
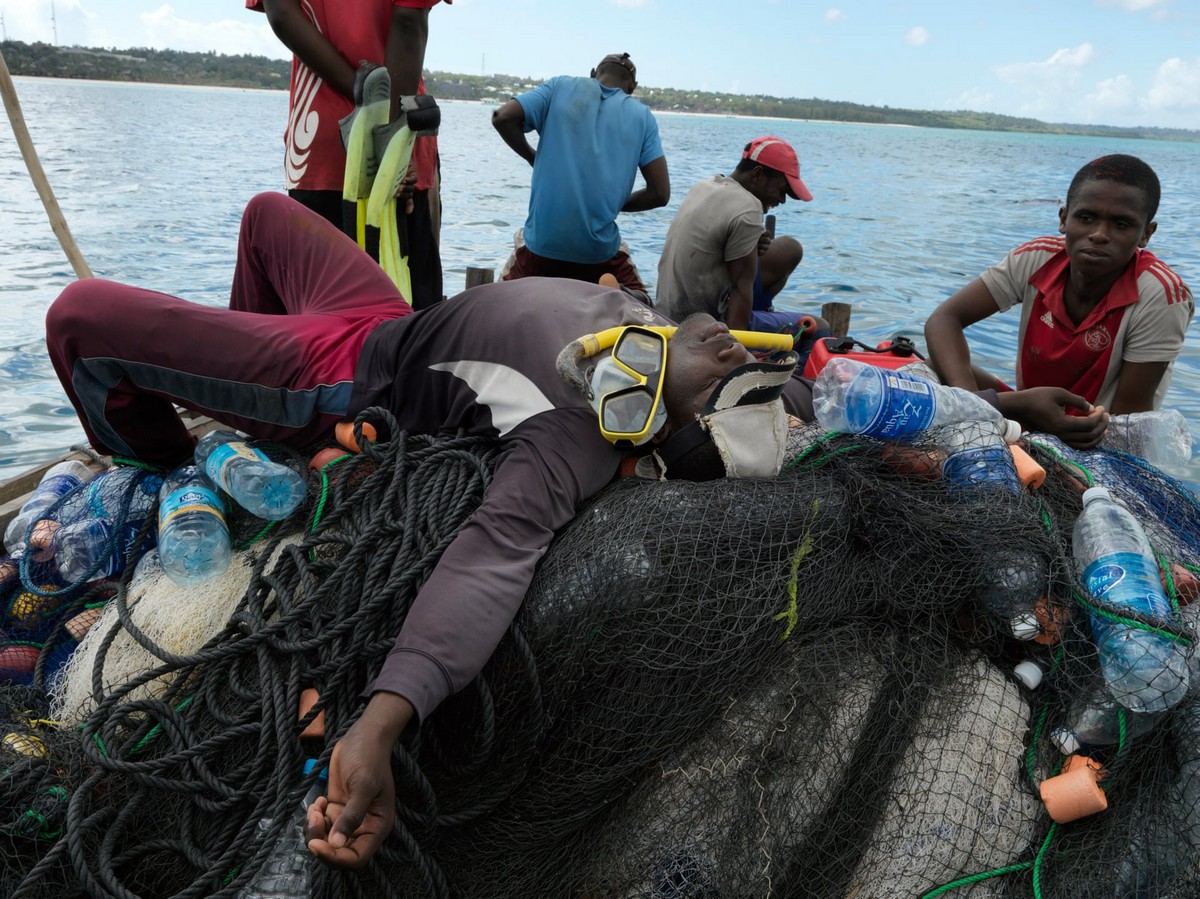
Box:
[555,326,794,402]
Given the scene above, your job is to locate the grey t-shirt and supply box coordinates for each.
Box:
[656,175,763,321]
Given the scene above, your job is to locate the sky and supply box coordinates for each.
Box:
[1,0,1198,130]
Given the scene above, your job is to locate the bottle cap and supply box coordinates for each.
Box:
[1013,660,1044,690]
[1050,726,1081,756]
[999,419,1022,444]
[1009,611,1042,641]
[1082,485,1111,504]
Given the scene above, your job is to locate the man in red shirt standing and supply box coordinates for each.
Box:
[250,0,448,310]
[925,154,1193,448]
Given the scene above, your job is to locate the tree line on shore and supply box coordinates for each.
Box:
[3,39,1195,143]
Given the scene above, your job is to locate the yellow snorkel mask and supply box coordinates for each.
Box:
[556,325,794,448]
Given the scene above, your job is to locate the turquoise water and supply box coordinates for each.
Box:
[2,78,1198,480]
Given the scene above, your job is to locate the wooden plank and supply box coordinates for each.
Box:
[821,301,852,338]
[465,266,494,289]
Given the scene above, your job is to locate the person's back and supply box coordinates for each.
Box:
[657,137,812,333]
[521,75,657,263]
[656,175,763,321]
[493,53,669,293]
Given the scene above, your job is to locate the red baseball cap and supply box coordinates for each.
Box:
[742,136,813,202]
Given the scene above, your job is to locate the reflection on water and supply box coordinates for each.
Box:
[2,79,1198,485]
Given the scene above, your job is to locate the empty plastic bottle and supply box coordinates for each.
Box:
[50,468,162,583]
[239,760,327,899]
[978,548,1048,641]
[1073,486,1190,713]
[157,466,232,586]
[1050,679,1163,754]
[4,461,93,553]
[938,419,1023,498]
[812,357,1008,440]
[195,430,306,521]
[1102,409,1193,469]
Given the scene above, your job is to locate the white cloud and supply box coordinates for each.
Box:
[0,0,92,44]
[1095,0,1168,10]
[1082,74,1137,120]
[950,88,995,111]
[989,44,1098,120]
[825,8,846,22]
[904,26,930,46]
[1145,56,1200,112]
[994,43,1096,85]
[133,4,283,57]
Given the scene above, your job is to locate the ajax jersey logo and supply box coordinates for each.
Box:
[1083,325,1112,352]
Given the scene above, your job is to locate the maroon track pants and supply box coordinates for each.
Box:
[46,192,412,467]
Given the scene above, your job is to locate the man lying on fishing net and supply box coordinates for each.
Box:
[42,191,1099,876]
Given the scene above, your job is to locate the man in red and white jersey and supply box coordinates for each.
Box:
[925,154,1193,448]
[249,0,449,310]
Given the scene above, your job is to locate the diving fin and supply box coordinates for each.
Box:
[365,95,440,295]
[340,62,392,249]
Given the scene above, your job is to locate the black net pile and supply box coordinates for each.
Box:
[2,410,1200,898]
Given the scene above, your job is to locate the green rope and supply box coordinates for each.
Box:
[782,432,866,473]
[1029,820,1060,898]
[1026,439,1093,487]
[1071,588,1191,645]
[305,452,351,564]
[920,860,1035,898]
[107,456,168,474]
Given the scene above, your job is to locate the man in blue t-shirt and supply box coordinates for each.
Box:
[492,52,670,296]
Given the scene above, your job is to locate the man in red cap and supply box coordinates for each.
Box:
[656,136,813,333]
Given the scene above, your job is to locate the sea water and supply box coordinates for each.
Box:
[1,77,1198,484]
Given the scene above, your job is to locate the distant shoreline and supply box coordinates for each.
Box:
[654,108,918,128]
[4,39,1196,142]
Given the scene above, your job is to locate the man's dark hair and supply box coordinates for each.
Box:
[1066,154,1161,222]
[735,151,780,179]
[595,53,636,90]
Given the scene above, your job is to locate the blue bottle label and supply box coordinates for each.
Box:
[92,517,153,579]
[38,473,82,501]
[1083,551,1170,617]
[942,445,1019,496]
[160,485,226,528]
[860,368,936,439]
[204,441,268,492]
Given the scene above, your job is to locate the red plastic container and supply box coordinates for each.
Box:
[803,335,925,379]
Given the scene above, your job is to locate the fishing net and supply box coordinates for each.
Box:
[2,408,1200,898]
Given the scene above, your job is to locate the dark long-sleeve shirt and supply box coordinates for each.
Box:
[348,277,675,721]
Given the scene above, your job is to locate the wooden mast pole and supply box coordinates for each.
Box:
[0,47,93,280]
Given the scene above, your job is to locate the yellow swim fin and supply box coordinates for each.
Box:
[339,63,391,249]
[366,95,440,295]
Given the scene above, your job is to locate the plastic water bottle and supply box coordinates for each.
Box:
[4,461,94,553]
[1102,409,1193,469]
[977,548,1047,641]
[50,468,162,583]
[195,430,306,521]
[812,357,1007,440]
[1050,679,1163,754]
[157,466,232,586]
[239,760,327,899]
[938,419,1023,498]
[1073,485,1190,713]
